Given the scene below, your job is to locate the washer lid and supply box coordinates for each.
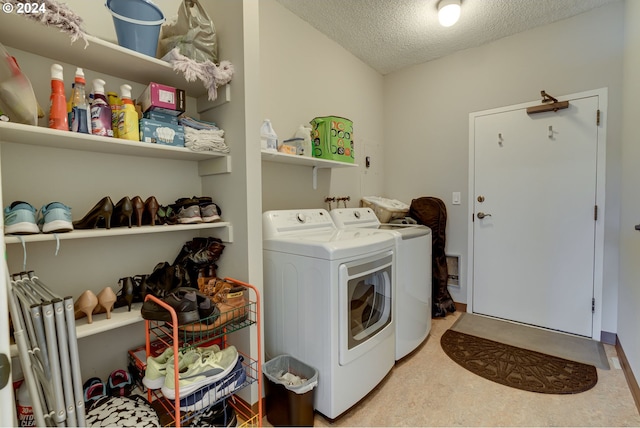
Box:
[263,228,394,259]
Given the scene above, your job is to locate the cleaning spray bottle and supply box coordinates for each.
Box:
[70,67,90,133]
[107,91,120,138]
[117,84,139,141]
[48,63,68,131]
[90,79,113,137]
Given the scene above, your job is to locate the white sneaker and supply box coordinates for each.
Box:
[161,346,238,399]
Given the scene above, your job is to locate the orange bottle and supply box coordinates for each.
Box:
[48,64,68,130]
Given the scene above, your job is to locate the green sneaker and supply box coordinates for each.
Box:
[161,346,238,399]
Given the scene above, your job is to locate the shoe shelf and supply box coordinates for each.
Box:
[4,222,233,245]
[143,278,262,428]
[9,302,145,358]
[0,122,231,176]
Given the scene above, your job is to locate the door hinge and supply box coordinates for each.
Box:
[592,298,595,313]
[594,205,598,221]
[597,109,601,126]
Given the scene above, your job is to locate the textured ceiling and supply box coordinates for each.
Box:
[275,0,619,75]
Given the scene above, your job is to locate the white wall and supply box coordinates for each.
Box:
[383,2,624,334]
[259,0,385,211]
[619,0,640,381]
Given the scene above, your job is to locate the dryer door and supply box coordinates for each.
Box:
[338,250,394,365]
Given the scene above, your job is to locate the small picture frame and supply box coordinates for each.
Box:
[446,254,460,287]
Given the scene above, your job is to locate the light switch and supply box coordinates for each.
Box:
[452,192,461,205]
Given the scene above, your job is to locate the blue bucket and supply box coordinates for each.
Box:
[106,0,165,57]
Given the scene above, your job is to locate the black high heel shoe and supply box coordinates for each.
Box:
[114,277,134,311]
[73,197,114,230]
[113,196,133,228]
[132,274,149,303]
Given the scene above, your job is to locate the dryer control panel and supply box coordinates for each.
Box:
[263,209,336,238]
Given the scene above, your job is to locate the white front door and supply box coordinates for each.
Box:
[469,91,606,338]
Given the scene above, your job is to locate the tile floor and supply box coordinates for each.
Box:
[288,311,640,427]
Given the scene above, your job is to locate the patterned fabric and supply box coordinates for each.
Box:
[86,395,159,427]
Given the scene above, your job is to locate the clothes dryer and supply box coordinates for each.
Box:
[263,209,396,419]
[331,207,432,360]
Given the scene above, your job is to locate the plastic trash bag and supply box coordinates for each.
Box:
[158,0,217,64]
[0,43,37,125]
[263,355,318,395]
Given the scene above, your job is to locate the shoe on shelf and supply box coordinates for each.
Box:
[140,291,200,325]
[161,345,239,399]
[93,286,117,319]
[175,204,202,224]
[74,290,99,324]
[200,202,221,223]
[179,356,246,412]
[190,398,237,427]
[131,196,144,227]
[37,202,73,233]
[107,369,134,397]
[143,196,159,226]
[113,277,135,312]
[112,196,133,228]
[4,201,40,235]
[143,344,220,390]
[72,196,114,230]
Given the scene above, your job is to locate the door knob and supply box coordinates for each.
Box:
[477,212,492,219]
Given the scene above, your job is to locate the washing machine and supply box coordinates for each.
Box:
[263,209,396,419]
[331,207,432,360]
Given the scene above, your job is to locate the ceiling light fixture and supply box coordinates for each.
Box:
[438,0,461,27]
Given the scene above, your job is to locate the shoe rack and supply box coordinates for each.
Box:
[143,278,262,428]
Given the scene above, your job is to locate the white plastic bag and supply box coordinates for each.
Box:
[158,0,217,63]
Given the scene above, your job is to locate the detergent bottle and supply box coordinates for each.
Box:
[90,79,113,137]
[260,119,278,152]
[48,64,68,130]
[117,84,139,141]
[107,91,120,138]
[70,67,90,133]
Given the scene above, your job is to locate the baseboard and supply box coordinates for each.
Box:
[600,330,616,345]
[615,336,640,412]
[455,302,467,313]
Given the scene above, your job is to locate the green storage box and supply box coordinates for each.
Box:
[310,116,354,163]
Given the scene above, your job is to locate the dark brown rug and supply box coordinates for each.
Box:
[441,329,598,394]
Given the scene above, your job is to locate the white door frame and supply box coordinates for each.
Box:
[467,88,607,340]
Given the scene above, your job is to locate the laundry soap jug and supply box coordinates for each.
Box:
[90,79,112,137]
[117,84,139,141]
[48,64,68,130]
[261,119,278,152]
[295,124,313,157]
[70,67,91,133]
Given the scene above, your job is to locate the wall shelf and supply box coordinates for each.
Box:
[261,150,357,189]
[5,222,233,244]
[0,12,222,98]
[10,302,145,357]
[0,121,228,161]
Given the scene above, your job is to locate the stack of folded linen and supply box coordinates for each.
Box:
[180,116,229,153]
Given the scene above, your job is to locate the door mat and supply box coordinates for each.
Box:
[450,312,609,369]
[441,329,598,394]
